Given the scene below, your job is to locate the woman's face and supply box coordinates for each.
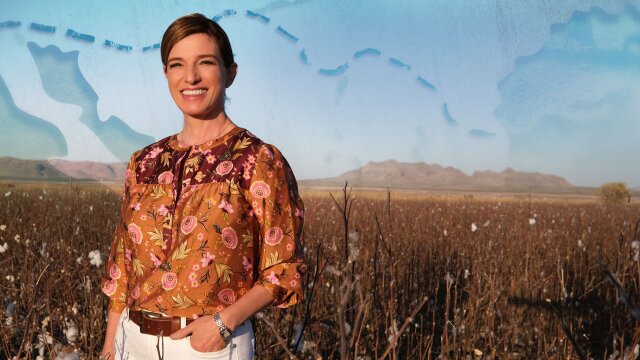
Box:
[164,33,236,121]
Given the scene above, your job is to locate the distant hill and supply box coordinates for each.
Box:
[0,157,125,182]
[301,160,580,193]
[0,157,72,181]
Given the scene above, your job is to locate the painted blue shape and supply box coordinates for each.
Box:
[276,26,298,42]
[27,42,154,161]
[0,21,21,28]
[416,76,437,91]
[299,49,310,65]
[389,57,411,70]
[66,29,95,43]
[354,48,381,58]
[442,103,458,125]
[211,9,237,22]
[246,10,270,23]
[469,129,496,137]
[0,75,67,158]
[142,43,160,52]
[104,39,132,51]
[30,23,56,33]
[319,63,349,76]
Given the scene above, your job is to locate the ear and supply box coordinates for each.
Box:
[163,65,168,78]
[225,63,238,88]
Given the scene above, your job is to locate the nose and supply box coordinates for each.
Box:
[185,64,201,84]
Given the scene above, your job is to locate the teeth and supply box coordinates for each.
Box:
[182,89,206,95]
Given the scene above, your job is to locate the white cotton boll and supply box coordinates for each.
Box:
[0,242,8,253]
[471,223,478,232]
[64,322,78,344]
[88,250,102,267]
[443,229,448,236]
[529,218,536,225]
[76,257,83,264]
[13,235,20,243]
[5,275,14,282]
[4,191,11,197]
[483,220,490,227]
[0,224,6,231]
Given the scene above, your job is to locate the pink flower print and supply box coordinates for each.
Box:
[267,171,273,178]
[206,154,216,164]
[131,202,141,211]
[150,252,162,267]
[197,232,204,241]
[247,154,256,164]
[295,207,304,218]
[243,169,252,181]
[263,147,274,159]
[161,272,177,290]
[221,227,238,249]
[218,288,236,305]
[265,271,280,285]
[287,243,294,252]
[188,272,198,281]
[157,171,174,184]
[250,181,271,199]
[147,146,163,159]
[265,226,283,246]
[181,215,198,235]
[276,160,284,168]
[201,252,215,267]
[191,280,199,288]
[125,249,132,262]
[157,296,163,303]
[158,205,169,216]
[255,207,263,216]
[216,161,234,176]
[128,223,143,244]
[109,264,121,280]
[218,200,234,213]
[102,279,117,296]
[140,214,147,221]
[132,284,140,299]
[290,280,297,287]
[242,256,253,272]
[192,264,200,271]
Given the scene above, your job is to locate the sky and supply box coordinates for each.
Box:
[1,0,639,187]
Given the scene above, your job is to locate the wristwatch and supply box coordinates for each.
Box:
[213,312,232,342]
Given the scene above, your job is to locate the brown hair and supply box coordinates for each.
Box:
[161,13,235,69]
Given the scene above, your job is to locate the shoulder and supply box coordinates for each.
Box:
[131,135,174,163]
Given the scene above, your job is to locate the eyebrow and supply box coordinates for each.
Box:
[167,54,221,63]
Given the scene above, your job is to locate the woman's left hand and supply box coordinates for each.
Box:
[170,315,227,352]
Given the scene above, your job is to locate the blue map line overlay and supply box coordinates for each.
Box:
[276,26,298,42]
[66,29,95,43]
[417,76,436,91]
[319,63,349,76]
[104,40,132,51]
[246,10,270,23]
[0,21,21,28]
[442,103,458,125]
[211,9,237,22]
[299,49,310,65]
[389,57,411,70]
[469,129,496,137]
[31,23,56,33]
[142,43,160,52]
[354,48,381,58]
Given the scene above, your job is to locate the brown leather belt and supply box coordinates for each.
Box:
[129,310,195,336]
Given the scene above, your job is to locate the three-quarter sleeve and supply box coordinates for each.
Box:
[101,153,137,313]
[244,144,305,308]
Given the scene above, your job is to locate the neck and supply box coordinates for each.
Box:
[179,113,235,146]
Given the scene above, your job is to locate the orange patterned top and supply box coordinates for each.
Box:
[101,127,305,317]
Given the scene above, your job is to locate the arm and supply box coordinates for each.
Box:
[100,311,123,359]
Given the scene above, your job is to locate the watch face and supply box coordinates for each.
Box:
[222,329,232,339]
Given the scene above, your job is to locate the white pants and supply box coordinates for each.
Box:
[114,309,255,360]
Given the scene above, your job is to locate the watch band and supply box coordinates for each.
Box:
[213,312,233,342]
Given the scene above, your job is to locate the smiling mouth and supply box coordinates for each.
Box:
[181,89,207,96]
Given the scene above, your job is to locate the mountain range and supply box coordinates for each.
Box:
[0,157,620,194]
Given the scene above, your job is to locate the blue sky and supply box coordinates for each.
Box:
[1,0,639,186]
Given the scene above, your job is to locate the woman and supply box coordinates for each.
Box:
[101,13,305,359]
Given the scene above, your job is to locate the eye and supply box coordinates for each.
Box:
[200,60,217,66]
[168,63,182,68]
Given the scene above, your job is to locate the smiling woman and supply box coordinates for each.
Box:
[100,13,306,360]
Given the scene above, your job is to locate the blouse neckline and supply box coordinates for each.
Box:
[167,126,244,152]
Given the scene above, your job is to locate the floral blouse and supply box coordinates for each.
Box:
[101,127,305,317]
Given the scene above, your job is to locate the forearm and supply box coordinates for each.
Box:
[219,284,274,331]
[101,310,123,357]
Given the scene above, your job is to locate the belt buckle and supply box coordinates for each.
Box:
[141,309,166,319]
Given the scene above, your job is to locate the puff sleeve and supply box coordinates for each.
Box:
[243,144,306,307]
[101,153,137,313]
